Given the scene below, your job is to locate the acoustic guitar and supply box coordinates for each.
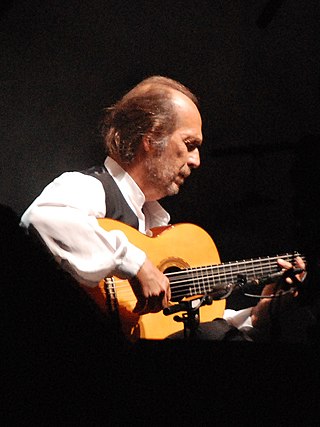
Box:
[81,219,300,341]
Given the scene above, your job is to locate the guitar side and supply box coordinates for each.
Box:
[87,219,226,340]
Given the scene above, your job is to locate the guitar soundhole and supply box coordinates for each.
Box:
[164,266,182,302]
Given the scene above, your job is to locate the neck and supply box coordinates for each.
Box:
[116,156,161,202]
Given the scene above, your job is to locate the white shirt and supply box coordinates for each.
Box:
[21,157,251,329]
[21,157,170,287]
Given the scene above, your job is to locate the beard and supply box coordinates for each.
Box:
[144,153,190,198]
[144,155,181,197]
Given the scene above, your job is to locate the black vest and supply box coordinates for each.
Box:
[82,166,139,229]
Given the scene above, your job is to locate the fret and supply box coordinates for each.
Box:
[235,260,241,278]
[200,264,207,294]
[189,265,197,297]
[259,257,265,278]
[197,266,203,294]
[167,252,304,301]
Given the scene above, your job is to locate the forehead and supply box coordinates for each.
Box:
[171,91,201,118]
[171,91,202,137]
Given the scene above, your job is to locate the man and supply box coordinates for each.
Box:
[21,76,202,317]
[21,75,304,339]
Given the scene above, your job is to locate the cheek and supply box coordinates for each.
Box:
[172,145,188,161]
[161,143,187,167]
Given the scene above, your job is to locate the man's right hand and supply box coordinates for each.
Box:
[130,258,171,315]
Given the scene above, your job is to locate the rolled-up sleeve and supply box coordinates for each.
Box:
[21,172,146,286]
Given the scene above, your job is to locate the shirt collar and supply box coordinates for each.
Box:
[105,156,145,210]
[104,157,170,229]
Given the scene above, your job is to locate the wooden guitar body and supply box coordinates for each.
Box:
[84,219,226,341]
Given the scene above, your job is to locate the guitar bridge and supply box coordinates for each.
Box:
[104,277,118,315]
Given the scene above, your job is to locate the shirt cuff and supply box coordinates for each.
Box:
[223,307,253,330]
[116,241,147,279]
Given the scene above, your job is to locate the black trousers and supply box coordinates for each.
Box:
[167,318,253,341]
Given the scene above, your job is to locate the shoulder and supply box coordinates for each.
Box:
[36,171,106,211]
[45,171,105,194]
[54,171,103,185]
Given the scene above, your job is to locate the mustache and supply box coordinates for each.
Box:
[179,168,191,179]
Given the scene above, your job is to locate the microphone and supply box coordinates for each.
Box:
[254,268,303,286]
[163,286,234,316]
[163,301,191,316]
[248,271,284,286]
[239,268,304,296]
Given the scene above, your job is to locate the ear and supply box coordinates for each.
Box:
[142,135,153,152]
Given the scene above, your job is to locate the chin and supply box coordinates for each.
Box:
[166,184,180,197]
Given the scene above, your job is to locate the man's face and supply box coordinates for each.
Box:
[144,92,203,200]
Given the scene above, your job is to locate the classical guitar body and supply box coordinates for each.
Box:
[84,219,226,341]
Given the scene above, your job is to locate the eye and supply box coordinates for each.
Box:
[184,139,201,152]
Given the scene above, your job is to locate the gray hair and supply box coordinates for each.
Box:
[100,76,199,163]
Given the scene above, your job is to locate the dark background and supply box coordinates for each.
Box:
[1,2,320,422]
[1,0,320,261]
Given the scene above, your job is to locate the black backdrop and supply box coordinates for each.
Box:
[2,2,320,422]
[1,0,320,260]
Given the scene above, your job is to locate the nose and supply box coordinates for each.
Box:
[188,148,200,169]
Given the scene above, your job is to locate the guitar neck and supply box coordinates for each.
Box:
[167,253,302,300]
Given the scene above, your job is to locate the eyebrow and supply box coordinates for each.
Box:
[184,137,202,145]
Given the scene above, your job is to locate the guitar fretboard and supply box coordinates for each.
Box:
[166,253,303,300]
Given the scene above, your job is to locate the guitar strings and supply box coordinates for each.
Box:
[105,253,305,303]
[108,254,304,292]
[166,254,305,298]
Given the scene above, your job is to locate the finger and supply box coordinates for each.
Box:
[284,270,305,286]
[277,257,305,285]
[144,291,170,314]
[134,296,161,315]
[277,258,293,269]
[295,255,304,264]
[133,298,147,314]
[294,256,306,271]
[142,295,160,314]
[166,284,171,306]
[141,302,161,315]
